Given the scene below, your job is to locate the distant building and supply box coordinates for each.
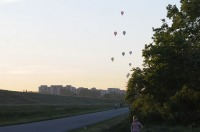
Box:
[50,85,63,95]
[39,85,73,95]
[91,87,96,91]
[90,87,101,97]
[100,89,107,96]
[39,85,49,94]
[65,85,76,93]
[76,87,88,96]
[107,88,121,94]
[119,90,125,95]
[38,85,125,97]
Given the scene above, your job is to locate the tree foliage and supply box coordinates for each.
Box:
[167,85,200,125]
[125,67,146,104]
[126,0,200,125]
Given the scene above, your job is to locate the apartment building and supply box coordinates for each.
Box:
[38,85,125,97]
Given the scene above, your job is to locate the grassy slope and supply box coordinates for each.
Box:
[0,89,121,126]
[0,89,119,105]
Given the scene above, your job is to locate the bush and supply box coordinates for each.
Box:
[164,86,200,126]
[130,94,162,124]
[128,86,200,126]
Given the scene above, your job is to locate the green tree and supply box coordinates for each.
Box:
[126,0,200,125]
[165,85,200,125]
[125,67,146,104]
[142,0,200,102]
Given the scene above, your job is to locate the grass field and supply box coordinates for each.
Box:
[69,113,129,132]
[0,89,120,105]
[0,90,122,126]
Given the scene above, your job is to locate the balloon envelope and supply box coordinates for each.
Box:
[111,57,114,61]
[122,52,125,56]
[114,31,117,36]
[121,11,124,15]
[123,31,126,35]
[126,73,130,78]
[129,51,132,55]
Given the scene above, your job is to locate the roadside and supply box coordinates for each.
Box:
[69,113,129,132]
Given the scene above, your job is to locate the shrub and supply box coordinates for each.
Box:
[165,86,200,126]
[130,94,162,124]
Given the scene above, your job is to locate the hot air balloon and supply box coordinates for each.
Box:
[111,57,114,62]
[126,73,130,78]
[122,52,125,56]
[123,31,126,35]
[114,31,117,36]
[121,11,124,16]
[129,51,132,55]
[129,63,132,66]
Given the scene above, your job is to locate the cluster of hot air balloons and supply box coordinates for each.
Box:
[110,10,133,78]
[114,31,126,36]
[113,11,126,37]
[121,51,132,57]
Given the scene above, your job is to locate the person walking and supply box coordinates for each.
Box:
[130,116,143,132]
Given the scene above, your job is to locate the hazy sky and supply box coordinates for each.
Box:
[0,0,180,91]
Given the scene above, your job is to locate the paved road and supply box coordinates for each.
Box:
[0,108,129,132]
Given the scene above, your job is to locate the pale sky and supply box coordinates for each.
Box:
[0,0,180,91]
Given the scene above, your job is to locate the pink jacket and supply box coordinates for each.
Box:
[131,121,143,132]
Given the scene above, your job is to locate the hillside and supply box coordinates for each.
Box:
[0,89,120,105]
[0,89,125,126]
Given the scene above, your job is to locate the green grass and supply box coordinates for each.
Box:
[141,125,200,132]
[0,104,114,126]
[69,113,129,132]
[0,90,123,126]
[0,89,120,105]
[69,116,200,132]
